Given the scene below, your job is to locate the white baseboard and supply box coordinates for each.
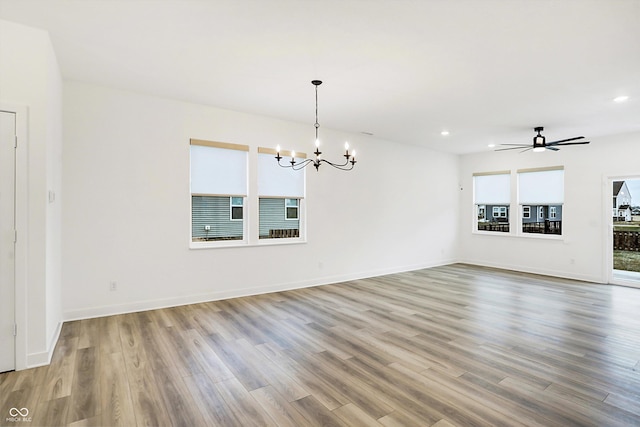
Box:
[458,259,603,284]
[63,259,455,322]
[25,320,62,369]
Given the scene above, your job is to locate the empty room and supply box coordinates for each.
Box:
[1,1,640,426]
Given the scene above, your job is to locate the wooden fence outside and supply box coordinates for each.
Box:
[477,223,510,233]
[613,231,640,251]
[268,228,300,238]
[522,220,562,235]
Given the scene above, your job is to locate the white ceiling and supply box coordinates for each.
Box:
[1,0,639,154]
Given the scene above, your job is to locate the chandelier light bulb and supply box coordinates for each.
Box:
[345,142,349,150]
[291,150,296,158]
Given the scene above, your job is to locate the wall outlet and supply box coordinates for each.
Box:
[110,281,117,291]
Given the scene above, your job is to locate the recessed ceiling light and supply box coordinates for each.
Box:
[487,143,496,148]
[441,130,450,136]
[613,95,629,103]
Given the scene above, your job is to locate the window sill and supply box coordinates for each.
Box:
[472,230,564,241]
[190,238,306,250]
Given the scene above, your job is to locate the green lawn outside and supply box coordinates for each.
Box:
[614,250,640,273]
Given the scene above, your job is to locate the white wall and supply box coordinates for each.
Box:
[62,82,459,319]
[458,131,640,283]
[0,19,63,368]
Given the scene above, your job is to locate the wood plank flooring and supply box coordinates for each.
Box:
[2,263,640,426]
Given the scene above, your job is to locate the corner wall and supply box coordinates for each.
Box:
[62,82,460,319]
[458,131,640,283]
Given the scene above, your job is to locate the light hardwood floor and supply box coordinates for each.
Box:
[2,264,640,426]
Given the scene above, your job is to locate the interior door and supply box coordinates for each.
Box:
[0,110,16,372]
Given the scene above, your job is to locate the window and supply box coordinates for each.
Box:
[190,139,248,243]
[473,171,510,233]
[285,198,299,220]
[257,148,305,240]
[518,167,564,235]
[477,205,486,220]
[493,206,507,218]
[523,206,531,219]
[230,197,243,221]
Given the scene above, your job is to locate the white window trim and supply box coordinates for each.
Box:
[472,167,565,241]
[190,143,309,249]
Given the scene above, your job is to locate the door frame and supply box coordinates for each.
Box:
[1,104,28,370]
[605,173,640,288]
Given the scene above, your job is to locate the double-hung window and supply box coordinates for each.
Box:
[257,148,305,240]
[518,166,564,235]
[473,171,511,233]
[190,139,248,243]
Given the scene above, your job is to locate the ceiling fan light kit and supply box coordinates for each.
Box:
[496,126,590,153]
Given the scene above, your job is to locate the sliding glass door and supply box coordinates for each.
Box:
[610,176,640,288]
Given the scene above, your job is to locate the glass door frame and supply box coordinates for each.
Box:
[606,174,640,288]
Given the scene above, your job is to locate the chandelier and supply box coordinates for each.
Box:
[275,80,357,171]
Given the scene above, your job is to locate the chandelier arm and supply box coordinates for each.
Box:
[276,158,314,170]
[292,159,315,170]
[318,158,356,171]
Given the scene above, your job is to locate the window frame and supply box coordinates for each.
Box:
[472,166,566,240]
[517,166,564,238]
[189,139,249,247]
[473,171,511,234]
[256,148,306,243]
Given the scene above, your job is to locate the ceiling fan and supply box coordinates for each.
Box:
[496,126,590,152]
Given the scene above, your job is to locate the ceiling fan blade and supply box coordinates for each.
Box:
[495,146,530,151]
[499,144,531,147]
[546,146,560,151]
[553,141,590,146]
[547,136,584,145]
